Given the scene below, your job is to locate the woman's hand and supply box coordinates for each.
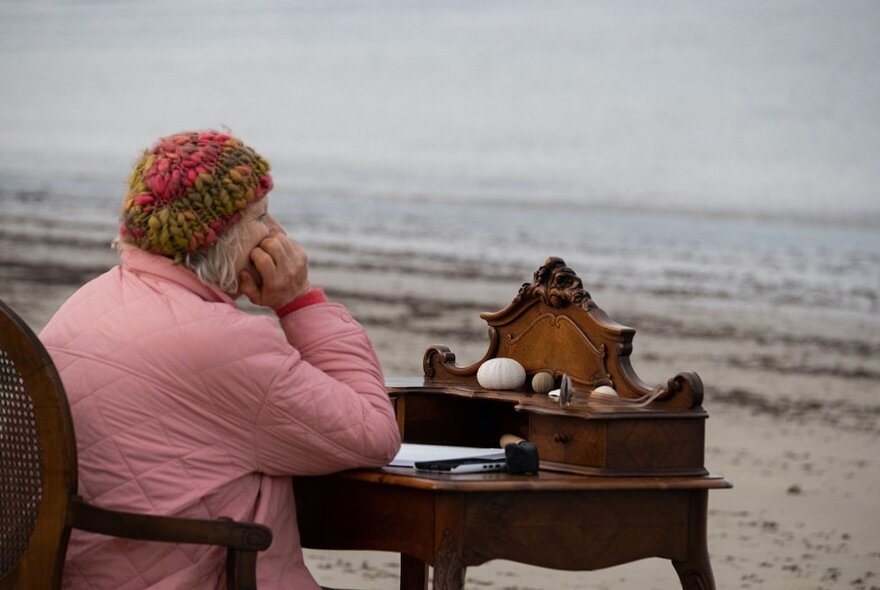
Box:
[238,229,311,310]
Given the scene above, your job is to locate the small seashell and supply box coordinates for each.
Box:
[547,388,561,399]
[531,371,556,393]
[476,358,526,390]
[592,385,617,396]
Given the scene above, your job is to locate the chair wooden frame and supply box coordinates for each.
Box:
[0,300,272,590]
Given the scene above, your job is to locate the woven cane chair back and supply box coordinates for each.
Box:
[0,300,76,589]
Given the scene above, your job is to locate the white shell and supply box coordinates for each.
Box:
[477,358,526,390]
[592,385,617,396]
[547,388,561,399]
[531,371,556,393]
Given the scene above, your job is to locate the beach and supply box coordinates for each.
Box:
[2,1,879,587]
[2,184,878,589]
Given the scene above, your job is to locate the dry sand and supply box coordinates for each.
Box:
[1,228,878,590]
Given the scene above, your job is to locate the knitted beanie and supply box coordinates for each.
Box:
[120,130,273,262]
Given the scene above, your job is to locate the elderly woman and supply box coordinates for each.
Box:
[39,131,401,589]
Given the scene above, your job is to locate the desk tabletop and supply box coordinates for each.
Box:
[297,467,732,493]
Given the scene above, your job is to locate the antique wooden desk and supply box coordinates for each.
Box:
[295,257,731,590]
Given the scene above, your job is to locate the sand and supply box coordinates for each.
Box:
[1,226,878,590]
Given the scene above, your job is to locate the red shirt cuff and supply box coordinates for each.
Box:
[274,287,328,318]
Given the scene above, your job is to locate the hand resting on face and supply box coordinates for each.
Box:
[239,220,312,310]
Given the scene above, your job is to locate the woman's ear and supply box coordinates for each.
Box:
[238,266,262,302]
[241,263,263,290]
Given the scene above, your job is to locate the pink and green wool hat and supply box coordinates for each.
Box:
[120,130,273,262]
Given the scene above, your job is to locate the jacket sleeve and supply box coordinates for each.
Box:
[248,302,401,476]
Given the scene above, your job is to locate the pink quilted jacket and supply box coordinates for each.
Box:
[40,246,401,589]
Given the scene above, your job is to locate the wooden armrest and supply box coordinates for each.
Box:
[68,496,272,551]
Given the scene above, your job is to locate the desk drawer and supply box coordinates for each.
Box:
[529,414,706,476]
[529,414,607,465]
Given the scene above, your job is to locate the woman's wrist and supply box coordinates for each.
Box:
[274,286,327,318]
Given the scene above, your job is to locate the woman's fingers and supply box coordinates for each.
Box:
[259,235,292,263]
[250,235,311,309]
[249,246,276,281]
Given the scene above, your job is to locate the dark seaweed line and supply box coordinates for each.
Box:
[726,355,880,381]
[619,313,880,360]
[0,230,113,250]
[710,387,880,434]
[0,258,111,285]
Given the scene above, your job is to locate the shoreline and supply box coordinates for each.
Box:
[3,169,880,232]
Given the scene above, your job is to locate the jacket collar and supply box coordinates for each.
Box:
[120,245,237,306]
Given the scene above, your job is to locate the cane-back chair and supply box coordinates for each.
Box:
[0,299,272,590]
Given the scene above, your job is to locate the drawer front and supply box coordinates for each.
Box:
[529,414,706,475]
[529,414,607,467]
[605,418,705,471]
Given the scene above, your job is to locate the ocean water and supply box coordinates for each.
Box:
[1,0,878,221]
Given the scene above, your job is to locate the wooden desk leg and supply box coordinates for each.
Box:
[672,490,717,590]
[432,529,466,590]
[400,553,428,590]
[432,494,466,590]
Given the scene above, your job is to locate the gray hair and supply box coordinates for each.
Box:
[183,220,252,294]
[114,216,253,295]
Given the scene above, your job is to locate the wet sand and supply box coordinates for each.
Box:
[1,224,878,589]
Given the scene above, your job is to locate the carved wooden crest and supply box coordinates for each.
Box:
[514,256,595,310]
[423,257,703,410]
